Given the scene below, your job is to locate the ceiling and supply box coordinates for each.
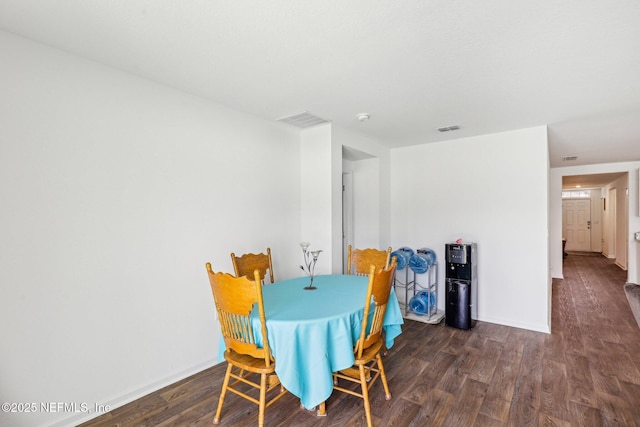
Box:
[562,172,627,190]
[1,0,639,168]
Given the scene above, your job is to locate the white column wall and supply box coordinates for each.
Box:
[300,124,333,274]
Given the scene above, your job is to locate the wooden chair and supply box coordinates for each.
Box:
[347,245,392,276]
[332,258,397,427]
[205,263,287,427]
[231,248,274,284]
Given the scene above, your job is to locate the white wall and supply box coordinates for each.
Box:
[391,127,550,333]
[0,32,303,427]
[550,163,640,284]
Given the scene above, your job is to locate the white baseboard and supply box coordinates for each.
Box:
[478,315,550,334]
[615,261,627,270]
[48,359,220,427]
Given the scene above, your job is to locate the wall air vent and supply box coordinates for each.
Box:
[276,111,330,128]
[562,156,578,161]
[437,125,460,132]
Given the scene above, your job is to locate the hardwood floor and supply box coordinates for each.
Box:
[80,254,640,426]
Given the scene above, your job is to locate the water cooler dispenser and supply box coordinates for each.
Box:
[445,243,477,329]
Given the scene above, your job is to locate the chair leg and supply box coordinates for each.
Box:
[359,365,373,427]
[258,373,267,427]
[318,401,326,416]
[381,330,388,356]
[214,363,233,424]
[377,354,391,400]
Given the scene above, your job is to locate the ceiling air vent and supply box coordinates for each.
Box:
[562,156,578,161]
[437,125,460,132]
[277,111,329,128]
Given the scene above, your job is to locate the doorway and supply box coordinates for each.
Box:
[561,172,628,270]
[341,145,379,272]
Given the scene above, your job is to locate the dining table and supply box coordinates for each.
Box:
[216,273,404,413]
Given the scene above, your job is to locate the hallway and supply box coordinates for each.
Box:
[549,253,640,425]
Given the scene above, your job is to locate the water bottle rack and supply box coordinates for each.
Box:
[394,262,442,323]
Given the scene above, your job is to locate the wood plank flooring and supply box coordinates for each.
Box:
[80,254,640,426]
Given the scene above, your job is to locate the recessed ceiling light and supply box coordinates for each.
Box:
[356,113,370,122]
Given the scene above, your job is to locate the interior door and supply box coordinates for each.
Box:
[563,199,591,251]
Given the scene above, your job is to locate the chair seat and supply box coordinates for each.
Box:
[353,338,383,365]
[224,350,277,375]
[338,366,372,382]
[337,338,383,381]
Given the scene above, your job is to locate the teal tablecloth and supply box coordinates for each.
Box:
[216,274,404,409]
